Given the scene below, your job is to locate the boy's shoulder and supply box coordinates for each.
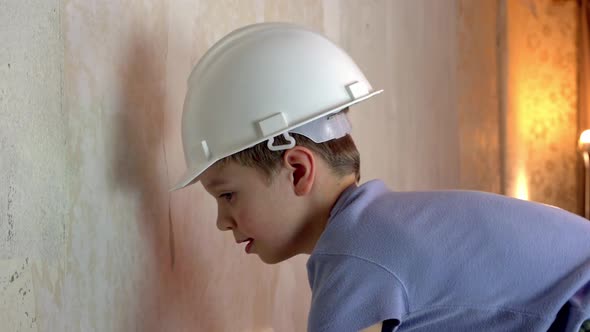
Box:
[317,179,590,258]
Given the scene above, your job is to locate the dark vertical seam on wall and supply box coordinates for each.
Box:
[161,136,175,270]
[161,3,175,271]
[497,0,508,195]
[60,0,68,270]
[577,0,588,215]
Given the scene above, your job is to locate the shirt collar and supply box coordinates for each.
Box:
[328,179,390,221]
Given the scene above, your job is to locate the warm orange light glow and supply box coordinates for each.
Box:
[580,130,590,145]
[503,0,578,210]
[515,168,529,200]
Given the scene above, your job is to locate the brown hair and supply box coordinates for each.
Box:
[217,131,361,184]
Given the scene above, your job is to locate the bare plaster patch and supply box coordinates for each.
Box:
[0,258,38,332]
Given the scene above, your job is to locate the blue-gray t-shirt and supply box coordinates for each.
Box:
[306,180,590,331]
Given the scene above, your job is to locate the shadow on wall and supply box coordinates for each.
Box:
[110,29,228,331]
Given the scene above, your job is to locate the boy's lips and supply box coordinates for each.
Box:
[245,239,254,253]
[237,238,254,253]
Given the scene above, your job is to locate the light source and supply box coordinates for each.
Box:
[579,130,590,218]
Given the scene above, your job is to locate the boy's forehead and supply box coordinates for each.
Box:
[203,178,229,190]
[201,162,241,187]
[200,165,226,186]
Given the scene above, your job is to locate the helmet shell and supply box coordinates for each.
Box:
[172,22,382,191]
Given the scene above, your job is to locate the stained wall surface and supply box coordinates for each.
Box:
[3,0,575,331]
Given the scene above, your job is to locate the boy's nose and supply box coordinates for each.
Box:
[216,207,235,231]
[216,217,234,231]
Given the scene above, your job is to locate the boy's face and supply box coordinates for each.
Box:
[200,161,307,264]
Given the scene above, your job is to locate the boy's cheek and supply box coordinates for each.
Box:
[233,209,249,227]
[235,213,265,236]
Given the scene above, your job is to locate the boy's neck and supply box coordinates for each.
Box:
[299,173,358,255]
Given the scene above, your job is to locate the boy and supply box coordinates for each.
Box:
[172,23,590,331]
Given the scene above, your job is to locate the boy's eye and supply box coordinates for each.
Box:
[219,193,234,202]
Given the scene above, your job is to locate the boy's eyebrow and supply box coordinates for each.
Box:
[206,178,230,189]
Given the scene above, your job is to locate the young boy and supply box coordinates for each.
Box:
[171,23,590,332]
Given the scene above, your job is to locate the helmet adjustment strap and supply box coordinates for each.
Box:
[267,132,296,151]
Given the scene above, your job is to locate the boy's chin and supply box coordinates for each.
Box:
[257,251,293,265]
[258,254,284,265]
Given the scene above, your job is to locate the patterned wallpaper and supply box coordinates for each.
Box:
[504,0,580,213]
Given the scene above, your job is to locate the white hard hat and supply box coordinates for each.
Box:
[171,22,382,191]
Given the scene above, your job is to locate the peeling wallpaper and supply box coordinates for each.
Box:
[0,0,582,331]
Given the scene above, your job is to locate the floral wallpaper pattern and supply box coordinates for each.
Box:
[504,0,579,213]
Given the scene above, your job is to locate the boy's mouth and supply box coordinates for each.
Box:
[245,238,254,253]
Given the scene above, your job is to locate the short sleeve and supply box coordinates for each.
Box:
[307,253,408,332]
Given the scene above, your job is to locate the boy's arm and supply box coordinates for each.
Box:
[308,254,407,331]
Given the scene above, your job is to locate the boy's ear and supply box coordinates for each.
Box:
[282,146,316,196]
